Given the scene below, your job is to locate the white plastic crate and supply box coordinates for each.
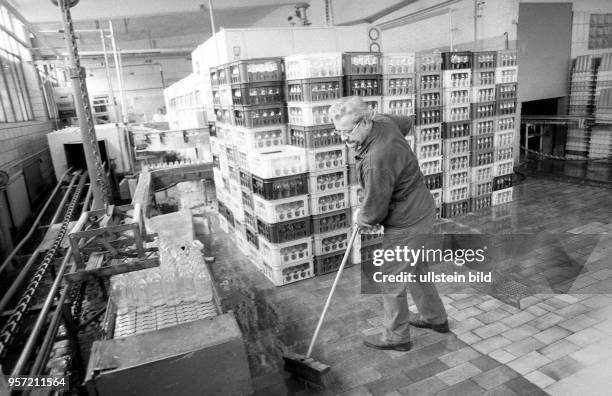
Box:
[383,52,416,75]
[382,96,415,116]
[443,185,470,203]
[287,101,335,126]
[495,66,518,84]
[314,228,350,256]
[228,181,242,202]
[444,169,470,189]
[259,237,313,268]
[219,85,233,107]
[284,53,343,79]
[472,86,496,103]
[493,131,514,148]
[443,106,470,122]
[310,190,349,215]
[444,154,469,172]
[495,147,514,162]
[473,119,496,136]
[443,136,470,158]
[471,180,493,198]
[306,145,347,172]
[443,88,471,106]
[249,146,307,178]
[253,194,310,223]
[430,188,442,208]
[415,124,442,142]
[259,259,314,286]
[416,141,442,159]
[442,69,472,88]
[493,159,514,177]
[309,169,348,194]
[471,164,494,183]
[349,185,364,206]
[419,156,443,176]
[235,125,286,151]
[496,116,516,132]
[492,187,514,206]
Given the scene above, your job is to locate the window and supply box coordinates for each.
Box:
[0,5,33,123]
[589,14,612,50]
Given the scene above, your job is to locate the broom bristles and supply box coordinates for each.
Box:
[283,352,331,388]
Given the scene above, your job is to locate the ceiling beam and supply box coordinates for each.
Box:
[335,0,419,26]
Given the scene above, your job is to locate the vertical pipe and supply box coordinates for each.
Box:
[449,7,453,51]
[208,0,221,62]
[473,0,478,50]
[109,21,127,125]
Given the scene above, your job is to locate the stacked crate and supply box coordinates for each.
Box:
[285,53,353,276]
[568,55,597,116]
[343,52,384,116]
[492,51,517,206]
[441,52,473,218]
[594,53,612,106]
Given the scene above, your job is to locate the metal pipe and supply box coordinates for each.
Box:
[109,21,128,125]
[99,30,121,125]
[0,173,78,314]
[0,167,73,275]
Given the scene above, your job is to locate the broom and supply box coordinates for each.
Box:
[283,224,360,388]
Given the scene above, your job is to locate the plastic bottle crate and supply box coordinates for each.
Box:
[384,76,416,96]
[251,173,308,200]
[364,96,382,116]
[470,194,492,211]
[471,102,497,119]
[212,154,220,169]
[470,150,495,167]
[441,199,470,218]
[419,156,443,176]
[314,228,349,256]
[497,51,518,67]
[358,230,384,248]
[253,194,309,223]
[495,147,514,162]
[237,150,250,170]
[382,96,415,116]
[287,124,341,148]
[472,70,496,86]
[442,121,471,139]
[309,169,348,194]
[352,243,381,266]
[416,73,442,91]
[257,217,312,244]
[383,52,416,75]
[312,209,351,234]
[442,70,472,88]
[416,107,442,126]
[214,107,233,125]
[306,145,347,172]
[210,67,220,88]
[233,105,286,128]
[442,51,472,70]
[472,86,496,103]
[260,259,314,286]
[344,75,383,96]
[471,134,494,152]
[310,190,349,216]
[472,51,497,70]
[495,83,517,100]
[494,130,514,148]
[228,58,284,84]
[416,124,442,142]
[497,100,517,116]
[231,82,283,106]
[493,174,513,191]
[444,169,470,189]
[348,164,359,185]
[442,136,470,158]
[492,187,514,206]
[246,228,259,248]
[417,141,442,160]
[471,164,494,183]
[443,106,471,123]
[472,119,496,136]
[234,219,247,239]
[349,185,363,206]
[417,92,442,109]
[212,90,221,106]
[430,188,442,208]
[416,53,442,73]
[285,77,343,103]
[315,251,352,276]
[240,170,253,191]
[284,53,343,79]
[424,172,443,190]
[470,180,493,198]
[249,147,307,179]
[288,101,335,126]
[443,184,470,203]
[443,88,471,106]
[493,159,514,177]
[495,67,518,84]
[342,52,382,75]
[259,237,312,267]
[244,208,257,231]
[496,116,515,132]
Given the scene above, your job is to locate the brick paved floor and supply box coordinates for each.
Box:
[203,177,612,396]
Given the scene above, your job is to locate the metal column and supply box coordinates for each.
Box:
[56,0,110,209]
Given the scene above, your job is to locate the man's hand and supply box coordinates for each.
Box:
[352,208,379,232]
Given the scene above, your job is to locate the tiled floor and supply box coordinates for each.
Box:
[202,176,612,396]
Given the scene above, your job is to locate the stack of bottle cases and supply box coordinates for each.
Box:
[343,52,384,117]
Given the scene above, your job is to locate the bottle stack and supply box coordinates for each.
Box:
[595,54,612,106]
[343,52,384,117]
[382,53,416,121]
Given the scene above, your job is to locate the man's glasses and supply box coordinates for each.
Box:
[333,124,358,137]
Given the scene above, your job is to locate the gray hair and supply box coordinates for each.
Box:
[329,96,370,124]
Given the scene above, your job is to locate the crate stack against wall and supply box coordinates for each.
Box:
[343,52,384,117]
[415,53,444,218]
[565,55,596,159]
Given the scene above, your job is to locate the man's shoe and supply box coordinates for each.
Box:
[363,335,412,351]
[409,319,450,333]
